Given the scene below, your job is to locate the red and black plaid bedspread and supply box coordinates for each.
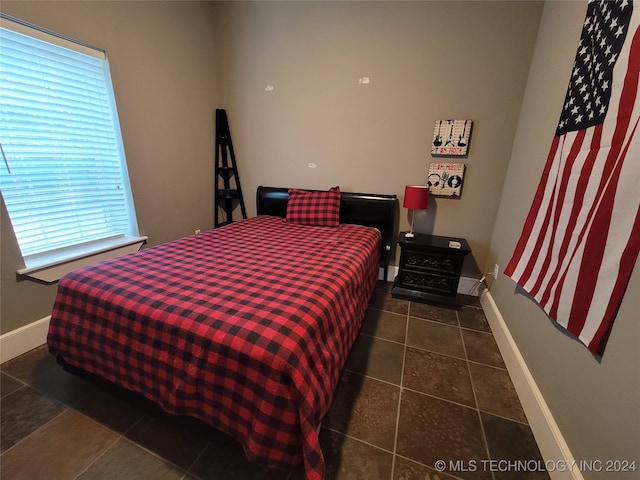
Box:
[48,215,381,480]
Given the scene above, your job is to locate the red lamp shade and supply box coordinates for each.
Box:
[403,185,429,210]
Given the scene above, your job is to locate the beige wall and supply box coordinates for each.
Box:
[212,1,543,274]
[1,1,220,333]
[489,1,640,477]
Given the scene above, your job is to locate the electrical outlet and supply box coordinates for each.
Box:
[195,229,201,235]
[493,263,499,278]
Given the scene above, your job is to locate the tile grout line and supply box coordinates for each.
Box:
[0,370,29,398]
[342,367,399,389]
[389,302,411,480]
[0,404,69,457]
[84,413,193,479]
[400,384,477,411]
[343,355,515,416]
[62,404,160,480]
[358,330,405,347]
[110,413,194,477]
[360,325,509,371]
[370,305,459,329]
[459,308,497,480]
[182,440,211,480]
[323,425,395,456]
[70,434,121,480]
[476,407,532,427]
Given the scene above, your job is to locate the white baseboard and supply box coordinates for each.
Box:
[480,291,583,480]
[0,316,50,363]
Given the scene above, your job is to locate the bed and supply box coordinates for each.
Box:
[47,185,397,480]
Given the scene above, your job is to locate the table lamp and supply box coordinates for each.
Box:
[403,185,429,238]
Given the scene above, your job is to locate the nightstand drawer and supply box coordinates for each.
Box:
[403,249,459,276]
[397,269,458,296]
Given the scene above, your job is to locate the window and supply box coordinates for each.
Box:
[0,15,145,281]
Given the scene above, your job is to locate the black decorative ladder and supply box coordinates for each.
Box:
[214,108,246,227]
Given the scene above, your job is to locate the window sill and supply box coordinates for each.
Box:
[17,235,148,283]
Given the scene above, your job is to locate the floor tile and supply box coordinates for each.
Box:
[458,305,492,332]
[1,373,23,398]
[28,364,96,406]
[0,409,117,479]
[76,438,185,479]
[406,317,466,359]
[462,329,506,368]
[396,389,491,480]
[124,411,212,470]
[403,347,475,407]
[360,308,407,343]
[409,302,459,326]
[1,385,66,453]
[458,294,482,308]
[189,433,286,480]
[469,362,528,423]
[369,283,409,315]
[323,370,399,451]
[345,334,404,384]
[481,412,551,480]
[319,428,394,480]
[1,344,57,384]
[393,455,459,480]
[2,344,95,406]
[73,387,146,434]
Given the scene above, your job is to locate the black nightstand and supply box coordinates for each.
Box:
[392,233,471,304]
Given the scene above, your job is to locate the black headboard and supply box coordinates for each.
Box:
[256,186,398,281]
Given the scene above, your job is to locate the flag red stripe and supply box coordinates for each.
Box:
[504,135,560,277]
[589,201,640,355]
[517,185,556,287]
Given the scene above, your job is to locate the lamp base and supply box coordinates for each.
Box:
[405,232,415,238]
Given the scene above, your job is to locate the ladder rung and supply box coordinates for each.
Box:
[217,168,236,179]
[217,189,241,199]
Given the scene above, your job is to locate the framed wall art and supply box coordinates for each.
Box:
[431,119,473,156]
[427,162,465,197]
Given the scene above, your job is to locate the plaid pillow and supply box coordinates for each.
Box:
[286,186,341,227]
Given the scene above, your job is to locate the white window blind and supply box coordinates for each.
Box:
[0,15,141,265]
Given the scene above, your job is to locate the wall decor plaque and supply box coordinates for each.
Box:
[431,119,473,156]
[427,162,465,197]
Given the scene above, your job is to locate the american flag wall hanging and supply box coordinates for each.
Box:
[505,0,640,356]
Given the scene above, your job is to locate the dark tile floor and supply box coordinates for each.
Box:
[0,283,549,480]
